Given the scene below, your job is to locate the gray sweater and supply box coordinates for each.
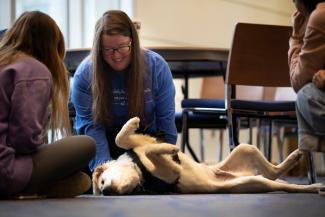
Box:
[0,57,52,196]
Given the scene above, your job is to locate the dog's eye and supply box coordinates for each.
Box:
[101,180,104,185]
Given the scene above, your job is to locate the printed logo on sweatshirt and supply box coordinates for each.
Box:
[112,88,153,106]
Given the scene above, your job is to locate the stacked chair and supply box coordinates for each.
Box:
[180,69,227,163]
[180,97,227,162]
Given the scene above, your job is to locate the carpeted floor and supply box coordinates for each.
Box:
[1,193,325,217]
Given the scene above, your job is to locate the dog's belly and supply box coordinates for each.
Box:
[176,153,224,193]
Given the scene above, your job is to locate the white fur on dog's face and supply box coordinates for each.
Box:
[93,155,142,195]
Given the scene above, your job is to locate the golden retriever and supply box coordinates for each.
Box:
[92,117,323,195]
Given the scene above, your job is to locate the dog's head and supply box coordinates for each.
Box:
[92,157,142,195]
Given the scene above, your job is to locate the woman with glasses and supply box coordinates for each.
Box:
[289,0,325,151]
[71,10,177,176]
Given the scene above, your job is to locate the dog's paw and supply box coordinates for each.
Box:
[170,146,180,155]
[287,149,303,163]
[125,117,140,133]
[115,117,140,148]
[157,143,180,155]
[308,183,325,193]
[276,149,303,178]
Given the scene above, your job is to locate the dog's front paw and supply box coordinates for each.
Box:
[125,117,140,133]
[156,143,180,155]
[170,146,180,155]
[116,117,140,148]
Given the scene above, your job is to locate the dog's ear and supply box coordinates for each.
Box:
[92,165,105,195]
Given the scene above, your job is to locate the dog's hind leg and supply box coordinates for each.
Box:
[220,176,323,193]
[215,144,302,180]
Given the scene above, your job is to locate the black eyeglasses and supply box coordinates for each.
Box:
[102,42,131,56]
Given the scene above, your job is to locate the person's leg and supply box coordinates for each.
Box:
[296,83,325,135]
[296,83,325,150]
[23,135,96,197]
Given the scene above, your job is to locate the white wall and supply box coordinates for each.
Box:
[134,0,296,104]
[134,0,295,48]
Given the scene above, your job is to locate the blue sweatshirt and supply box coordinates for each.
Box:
[71,49,177,171]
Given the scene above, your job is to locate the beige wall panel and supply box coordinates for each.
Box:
[134,0,295,48]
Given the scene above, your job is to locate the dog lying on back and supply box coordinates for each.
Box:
[92,117,323,195]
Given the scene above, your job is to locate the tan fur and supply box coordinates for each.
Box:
[93,117,324,195]
[92,164,108,195]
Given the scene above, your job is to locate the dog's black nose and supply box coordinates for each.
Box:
[102,187,117,196]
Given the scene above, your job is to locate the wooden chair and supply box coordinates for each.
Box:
[225,23,297,162]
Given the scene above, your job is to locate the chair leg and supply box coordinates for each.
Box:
[227,114,233,152]
[261,121,268,152]
[180,111,188,153]
[306,151,317,184]
[275,126,282,163]
[199,129,204,162]
[219,130,224,162]
[266,121,272,161]
[229,115,239,151]
[187,140,200,162]
[248,118,253,144]
[181,110,200,162]
[256,119,262,150]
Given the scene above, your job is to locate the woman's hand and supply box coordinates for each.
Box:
[291,10,308,39]
[312,70,325,90]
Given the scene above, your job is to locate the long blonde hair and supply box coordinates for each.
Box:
[91,10,146,127]
[0,11,71,141]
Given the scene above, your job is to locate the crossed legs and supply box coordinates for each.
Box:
[23,135,96,195]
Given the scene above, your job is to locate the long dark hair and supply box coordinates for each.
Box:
[91,10,146,127]
[0,11,70,141]
[301,0,325,13]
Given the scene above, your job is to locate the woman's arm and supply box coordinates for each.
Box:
[289,9,325,92]
[71,60,112,171]
[151,52,177,144]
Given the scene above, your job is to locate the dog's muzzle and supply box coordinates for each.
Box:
[102,186,119,196]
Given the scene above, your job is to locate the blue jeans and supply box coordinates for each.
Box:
[296,83,325,150]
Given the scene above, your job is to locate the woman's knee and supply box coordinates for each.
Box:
[72,135,96,159]
[296,83,311,111]
[296,83,325,110]
[57,135,96,161]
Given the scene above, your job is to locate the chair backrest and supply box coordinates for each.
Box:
[64,49,91,77]
[200,76,225,99]
[226,23,292,88]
